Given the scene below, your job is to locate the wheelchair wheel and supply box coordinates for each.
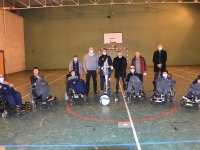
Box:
[167,95,173,105]
[180,99,186,107]
[198,102,200,109]
[150,95,155,104]
[139,96,146,101]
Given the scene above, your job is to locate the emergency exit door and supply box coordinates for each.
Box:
[0,51,5,75]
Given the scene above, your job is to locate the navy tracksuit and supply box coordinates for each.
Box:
[98,54,112,91]
[0,83,22,108]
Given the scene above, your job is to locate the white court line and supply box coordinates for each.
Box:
[119,82,141,150]
[15,72,59,89]
[172,67,199,75]
[22,74,66,99]
[170,71,193,82]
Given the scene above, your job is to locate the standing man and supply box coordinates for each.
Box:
[153,44,167,90]
[83,47,99,96]
[98,48,112,93]
[69,55,83,78]
[131,52,146,82]
[113,51,127,93]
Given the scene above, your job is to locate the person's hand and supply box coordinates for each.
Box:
[96,69,99,73]
[9,83,14,87]
[0,85,2,89]
[198,80,200,83]
[157,64,162,68]
[35,75,40,78]
[84,69,87,74]
[143,72,147,76]
[111,66,113,70]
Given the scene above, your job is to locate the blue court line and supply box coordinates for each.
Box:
[1,140,200,148]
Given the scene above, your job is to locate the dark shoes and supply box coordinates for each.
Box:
[94,91,97,94]
[115,90,119,94]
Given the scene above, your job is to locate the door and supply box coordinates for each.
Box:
[0,51,5,75]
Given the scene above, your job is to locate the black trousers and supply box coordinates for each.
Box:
[116,72,126,91]
[137,73,143,82]
[154,71,162,81]
[86,70,97,94]
[153,71,162,89]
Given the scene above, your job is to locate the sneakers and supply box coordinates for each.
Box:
[182,96,188,100]
[17,105,25,109]
[47,97,54,101]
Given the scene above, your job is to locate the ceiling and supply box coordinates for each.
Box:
[0,0,199,10]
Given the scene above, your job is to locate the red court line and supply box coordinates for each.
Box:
[66,101,178,123]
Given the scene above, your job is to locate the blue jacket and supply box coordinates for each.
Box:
[0,83,15,95]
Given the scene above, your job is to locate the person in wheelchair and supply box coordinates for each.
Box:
[0,74,23,109]
[30,67,53,103]
[153,70,176,101]
[126,66,145,99]
[66,70,87,101]
[182,75,200,101]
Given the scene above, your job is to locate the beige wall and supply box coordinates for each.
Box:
[0,11,25,74]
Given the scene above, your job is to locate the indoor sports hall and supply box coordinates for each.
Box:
[0,1,200,150]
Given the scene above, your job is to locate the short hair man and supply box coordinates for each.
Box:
[131,51,146,82]
[69,55,83,77]
[98,48,112,93]
[83,47,99,95]
[113,51,127,93]
[153,44,167,90]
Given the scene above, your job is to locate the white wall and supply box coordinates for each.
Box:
[0,10,25,74]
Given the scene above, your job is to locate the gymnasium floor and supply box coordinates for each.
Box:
[0,65,200,150]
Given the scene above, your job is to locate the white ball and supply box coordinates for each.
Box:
[100,95,110,106]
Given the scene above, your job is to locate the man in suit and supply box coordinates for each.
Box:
[113,51,127,93]
[153,44,167,90]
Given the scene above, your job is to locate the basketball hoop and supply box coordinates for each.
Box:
[110,42,116,48]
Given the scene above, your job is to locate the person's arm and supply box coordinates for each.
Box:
[124,57,127,67]
[98,56,102,66]
[83,55,86,70]
[193,79,197,84]
[126,73,131,83]
[83,55,87,74]
[79,61,83,76]
[113,58,116,69]
[108,56,112,66]
[164,51,167,63]
[69,61,72,72]
[131,58,134,66]
[96,55,99,73]
[153,51,157,64]
[30,75,37,84]
[143,57,147,72]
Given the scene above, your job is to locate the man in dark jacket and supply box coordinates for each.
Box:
[153,44,167,90]
[98,48,112,92]
[131,52,146,82]
[113,51,127,93]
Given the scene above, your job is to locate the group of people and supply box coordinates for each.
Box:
[0,67,53,109]
[68,44,167,97]
[0,43,200,109]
